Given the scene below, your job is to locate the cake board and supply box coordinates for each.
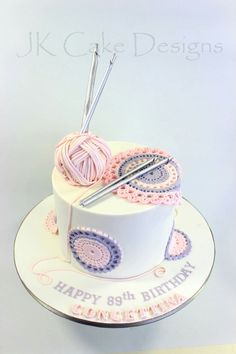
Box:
[14,195,215,328]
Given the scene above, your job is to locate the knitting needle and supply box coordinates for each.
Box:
[81,53,117,133]
[80,156,173,207]
[82,44,99,128]
[80,156,158,203]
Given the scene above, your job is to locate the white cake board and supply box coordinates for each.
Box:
[14,195,215,328]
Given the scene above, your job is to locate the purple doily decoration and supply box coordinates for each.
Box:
[68,229,122,273]
[165,228,192,261]
[118,153,181,194]
[103,147,181,205]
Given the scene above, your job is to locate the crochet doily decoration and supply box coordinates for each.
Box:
[103,147,181,205]
[68,228,122,273]
[165,229,192,260]
[45,210,58,235]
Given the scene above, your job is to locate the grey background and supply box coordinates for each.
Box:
[1,1,236,353]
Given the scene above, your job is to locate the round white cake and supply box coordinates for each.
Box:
[52,141,180,279]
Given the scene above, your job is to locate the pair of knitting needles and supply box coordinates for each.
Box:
[80,156,173,207]
[81,44,117,133]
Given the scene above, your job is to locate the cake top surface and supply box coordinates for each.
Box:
[52,141,180,215]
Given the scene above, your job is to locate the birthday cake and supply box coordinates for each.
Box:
[50,139,182,279]
[14,47,215,327]
[47,49,183,279]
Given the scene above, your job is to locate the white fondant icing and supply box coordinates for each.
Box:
[52,141,175,278]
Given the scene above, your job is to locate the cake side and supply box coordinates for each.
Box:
[52,141,176,278]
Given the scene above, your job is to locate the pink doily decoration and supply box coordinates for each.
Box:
[74,238,110,268]
[165,229,192,260]
[103,147,181,205]
[45,210,58,235]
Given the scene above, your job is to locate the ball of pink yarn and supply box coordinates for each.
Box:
[55,132,112,186]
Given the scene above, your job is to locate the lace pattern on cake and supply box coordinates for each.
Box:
[165,229,192,260]
[45,210,58,235]
[103,147,181,205]
[68,228,122,273]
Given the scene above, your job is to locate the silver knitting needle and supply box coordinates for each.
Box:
[80,156,158,203]
[81,44,99,128]
[81,53,117,133]
[80,156,173,207]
